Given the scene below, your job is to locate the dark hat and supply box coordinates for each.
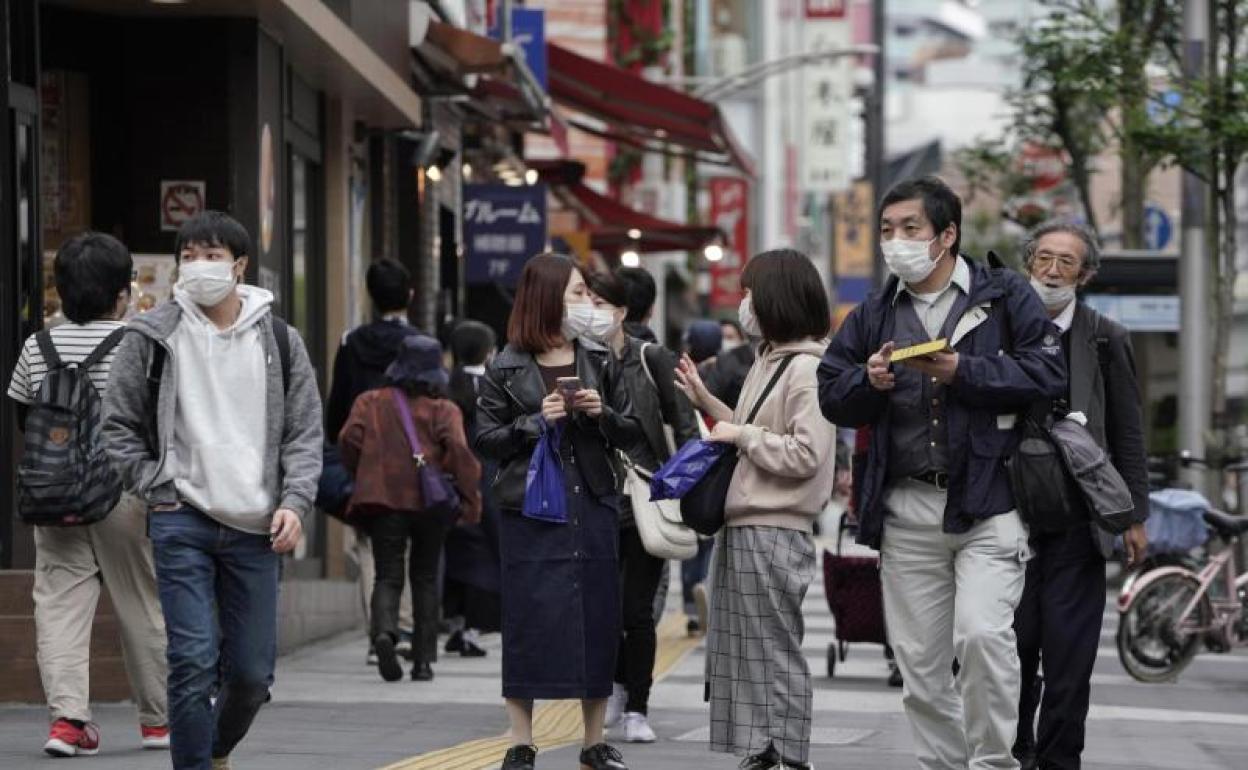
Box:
[385,335,449,389]
[685,320,723,364]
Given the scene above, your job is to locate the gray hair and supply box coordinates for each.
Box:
[1022,219,1101,275]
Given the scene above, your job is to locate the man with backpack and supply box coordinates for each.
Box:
[1013,220,1150,770]
[817,177,1066,770]
[102,211,322,770]
[7,232,169,757]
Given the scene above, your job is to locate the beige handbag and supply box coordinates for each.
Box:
[620,452,698,560]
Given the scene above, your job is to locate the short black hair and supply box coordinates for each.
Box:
[450,320,496,366]
[739,249,831,344]
[616,267,657,323]
[586,270,630,309]
[174,210,251,261]
[366,258,412,314]
[879,175,962,257]
[720,319,746,338]
[54,232,134,324]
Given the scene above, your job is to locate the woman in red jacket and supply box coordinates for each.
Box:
[339,335,482,683]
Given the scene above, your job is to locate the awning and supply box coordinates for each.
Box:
[532,160,723,254]
[547,44,755,176]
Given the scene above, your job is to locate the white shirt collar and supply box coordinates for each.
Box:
[1052,299,1077,333]
[893,255,971,304]
[382,311,408,325]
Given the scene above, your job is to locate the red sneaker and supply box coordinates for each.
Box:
[44,719,100,757]
[141,724,171,750]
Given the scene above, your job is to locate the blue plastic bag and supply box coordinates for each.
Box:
[650,438,730,501]
[1145,488,1211,555]
[523,423,567,523]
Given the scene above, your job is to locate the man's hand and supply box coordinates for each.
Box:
[901,351,961,385]
[270,508,302,554]
[867,342,896,391]
[707,421,743,445]
[1123,522,1148,568]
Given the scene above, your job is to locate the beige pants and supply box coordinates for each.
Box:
[881,480,1031,770]
[33,493,168,725]
[346,525,413,631]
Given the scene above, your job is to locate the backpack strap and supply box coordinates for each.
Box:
[34,330,63,371]
[744,354,798,425]
[80,328,126,372]
[271,317,291,394]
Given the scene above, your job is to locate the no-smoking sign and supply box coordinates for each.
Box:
[160,180,206,232]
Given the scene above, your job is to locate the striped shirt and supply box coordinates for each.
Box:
[6,320,126,405]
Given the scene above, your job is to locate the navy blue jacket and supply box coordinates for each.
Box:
[817,259,1067,549]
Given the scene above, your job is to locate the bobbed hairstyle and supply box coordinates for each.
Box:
[739,249,831,344]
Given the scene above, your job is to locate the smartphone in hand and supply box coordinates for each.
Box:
[556,376,583,407]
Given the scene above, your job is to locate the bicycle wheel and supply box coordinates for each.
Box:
[1117,572,1210,683]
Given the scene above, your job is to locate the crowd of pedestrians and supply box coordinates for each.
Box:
[8,172,1151,770]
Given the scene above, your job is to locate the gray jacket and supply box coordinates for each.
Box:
[101,302,323,520]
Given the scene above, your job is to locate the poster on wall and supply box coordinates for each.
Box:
[160,180,206,232]
[708,176,750,311]
[464,183,548,287]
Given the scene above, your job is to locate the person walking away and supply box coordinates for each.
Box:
[444,320,503,657]
[7,232,170,757]
[102,210,323,770]
[339,335,482,682]
[475,253,643,770]
[325,258,423,663]
[816,176,1066,770]
[1013,220,1150,770]
[585,271,700,744]
[676,249,838,770]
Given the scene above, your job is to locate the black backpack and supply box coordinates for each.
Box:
[18,329,126,526]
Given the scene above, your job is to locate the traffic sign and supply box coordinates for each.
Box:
[1144,204,1173,251]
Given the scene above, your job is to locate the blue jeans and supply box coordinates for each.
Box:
[681,537,713,614]
[149,507,279,770]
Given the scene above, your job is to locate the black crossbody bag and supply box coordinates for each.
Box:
[680,354,797,536]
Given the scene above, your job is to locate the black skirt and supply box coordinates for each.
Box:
[499,457,621,700]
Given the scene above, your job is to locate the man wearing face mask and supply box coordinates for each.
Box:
[1013,221,1149,770]
[103,211,323,770]
[817,176,1066,770]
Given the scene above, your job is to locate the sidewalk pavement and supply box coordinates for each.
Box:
[3,546,1248,769]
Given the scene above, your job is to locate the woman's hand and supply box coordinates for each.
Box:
[707,421,743,445]
[572,388,603,417]
[675,353,711,410]
[541,391,567,425]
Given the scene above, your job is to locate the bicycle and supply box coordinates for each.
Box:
[1116,507,1248,682]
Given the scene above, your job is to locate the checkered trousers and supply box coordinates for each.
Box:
[706,525,816,763]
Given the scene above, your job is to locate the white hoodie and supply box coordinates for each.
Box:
[170,285,274,533]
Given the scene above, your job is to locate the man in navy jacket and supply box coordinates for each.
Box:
[817,176,1065,770]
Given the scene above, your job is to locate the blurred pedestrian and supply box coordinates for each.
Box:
[103,211,323,770]
[7,233,169,757]
[703,319,756,410]
[720,319,747,351]
[326,258,423,664]
[443,320,503,657]
[1013,220,1149,770]
[475,254,642,770]
[684,319,722,366]
[817,176,1065,770]
[585,270,700,744]
[676,249,838,770]
[339,335,482,683]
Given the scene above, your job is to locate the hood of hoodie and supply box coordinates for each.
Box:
[759,337,828,363]
[174,284,273,334]
[347,318,420,369]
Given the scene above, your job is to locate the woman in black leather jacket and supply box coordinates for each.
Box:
[474,253,641,770]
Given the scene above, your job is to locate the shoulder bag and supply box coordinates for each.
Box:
[391,388,462,524]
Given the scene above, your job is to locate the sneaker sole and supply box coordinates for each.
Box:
[45,738,98,757]
[375,637,403,682]
[142,737,171,750]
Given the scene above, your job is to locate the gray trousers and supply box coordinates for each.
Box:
[881,480,1031,770]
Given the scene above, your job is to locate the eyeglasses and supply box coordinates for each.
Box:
[1032,251,1082,273]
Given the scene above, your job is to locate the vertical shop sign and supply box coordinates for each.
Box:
[708,177,750,311]
[802,7,852,195]
[464,183,548,287]
[490,7,547,90]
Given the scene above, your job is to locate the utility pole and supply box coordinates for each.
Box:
[867,0,886,287]
[1178,0,1210,492]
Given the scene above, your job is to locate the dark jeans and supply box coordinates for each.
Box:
[614,526,665,714]
[149,507,279,770]
[681,537,713,614]
[1014,525,1106,770]
[367,512,449,664]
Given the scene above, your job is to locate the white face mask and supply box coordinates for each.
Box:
[738,295,762,337]
[582,308,622,344]
[562,303,596,341]
[721,340,744,352]
[1030,277,1077,311]
[881,236,943,285]
[176,260,237,307]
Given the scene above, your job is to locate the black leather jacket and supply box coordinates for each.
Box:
[616,337,700,472]
[474,341,642,511]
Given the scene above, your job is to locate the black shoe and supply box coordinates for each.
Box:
[686,618,701,636]
[411,661,434,681]
[887,663,904,689]
[579,743,627,770]
[374,635,403,682]
[461,638,488,658]
[500,744,537,770]
[739,747,781,770]
[445,629,464,653]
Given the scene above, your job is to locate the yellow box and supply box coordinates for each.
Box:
[892,339,951,362]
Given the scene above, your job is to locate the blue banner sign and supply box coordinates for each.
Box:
[464,183,547,286]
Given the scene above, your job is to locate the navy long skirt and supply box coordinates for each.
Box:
[499,461,621,700]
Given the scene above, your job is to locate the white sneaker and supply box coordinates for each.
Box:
[605,683,627,728]
[621,712,657,743]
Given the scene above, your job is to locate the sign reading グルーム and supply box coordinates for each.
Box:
[464,183,548,287]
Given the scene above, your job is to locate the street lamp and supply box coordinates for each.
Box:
[621,250,641,268]
[703,244,724,262]
[649,45,880,102]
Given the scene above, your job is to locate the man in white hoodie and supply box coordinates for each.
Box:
[102,211,323,770]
